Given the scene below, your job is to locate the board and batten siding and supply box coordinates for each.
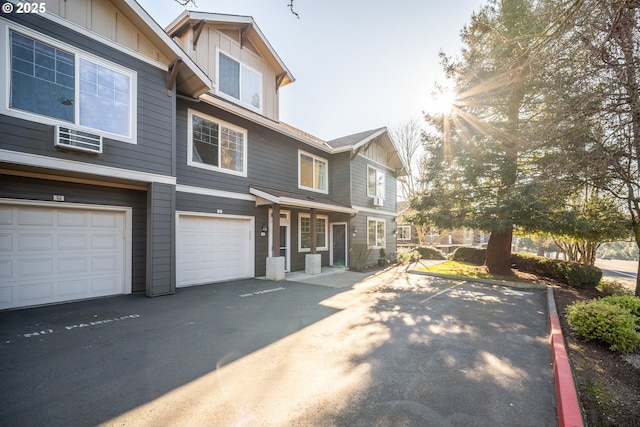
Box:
[36,0,171,65]
[174,25,279,121]
[1,13,175,177]
[0,174,148,293]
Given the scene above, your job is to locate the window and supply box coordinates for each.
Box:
[397,225,412,241]
[8,30,135,141]
[367,166,385,198]
[218,50,262,111]
[299,151,328,193]
[368,218,386,249]
[188,109,247,176]
[299,213,328,252]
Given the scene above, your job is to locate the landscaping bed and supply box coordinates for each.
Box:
[553,285,640,427]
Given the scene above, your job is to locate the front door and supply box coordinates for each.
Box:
[331,223,347,267]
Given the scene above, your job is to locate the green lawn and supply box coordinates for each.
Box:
[417,260,528,282]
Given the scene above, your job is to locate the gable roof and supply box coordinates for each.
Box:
[113,0,212,96]
[165,11,295,89]
[326,128,408,176]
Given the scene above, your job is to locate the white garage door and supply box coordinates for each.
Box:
[177,214,254,287]
[0,203,128,310]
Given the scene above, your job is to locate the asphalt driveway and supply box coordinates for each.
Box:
[0,268,556,426]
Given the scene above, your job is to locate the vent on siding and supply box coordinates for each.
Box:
[373,197,384,207]
[55,125,103,154]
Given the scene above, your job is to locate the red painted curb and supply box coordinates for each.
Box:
[548,289,584,427]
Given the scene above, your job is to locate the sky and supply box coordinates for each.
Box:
[137,0,485,141]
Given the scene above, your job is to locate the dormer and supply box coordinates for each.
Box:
[166,12,295,121]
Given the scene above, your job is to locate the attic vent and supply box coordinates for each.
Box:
[55,125,103,154]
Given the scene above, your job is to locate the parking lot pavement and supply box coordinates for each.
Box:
[0,268,556,427]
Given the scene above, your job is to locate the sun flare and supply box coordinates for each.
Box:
[427,87,457,115]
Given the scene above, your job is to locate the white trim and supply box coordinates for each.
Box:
[187,108,248,177]
[175,211,255,286]
[216,48,264,114]
[330,222,348,267]
[0,149,176,185]
[176,184,255,201]
[397,225,412,241]
[0,10,167,71]
[298,213,329,253]
[352,128,388,151]
[367,216,386,250]
[249,187,357,215]
[2,22,138,144]
[0,198,133,295]
[367,165,386,198]
[298,149,329,194]
[357,153,396,172]
[352,205,397,216]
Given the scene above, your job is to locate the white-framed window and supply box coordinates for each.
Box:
[298,213,328,252]
[298,150,328,193]
[187,109,247,177]
[217,49,262,112]
[367,166,385,198]
[397,225,412,241]
[367,217,386,249]
[5,26,136,143]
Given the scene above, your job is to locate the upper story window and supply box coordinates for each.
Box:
[217,50,262,112]
[367,166,386,198]
[188,109,247,177]
[6,29,136,142]
[298,150,328,193]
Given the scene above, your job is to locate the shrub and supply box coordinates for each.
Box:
[349,244,372,272]
[451,247,486,265]
[600,296,640,326]
[511,252,602,288]
[597,280,633,296]
[415,246,447,260]
[397,249,421,264]
[566,298,640,353]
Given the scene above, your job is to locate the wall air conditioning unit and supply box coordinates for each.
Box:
[55,125,103,154]
[373,196,384,207]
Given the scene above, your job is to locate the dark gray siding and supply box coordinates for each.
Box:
[0,174,147,293]
[147,183,175,296]
[176,101,341,202]
[349,212,397,268]
[350,155,398,214]
[330,152,351,206]
[1,13,174,177]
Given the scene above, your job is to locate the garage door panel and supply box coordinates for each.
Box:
[1,203,128,309]
[58,279,88,297]
[177,214,254,287]
[18,208,53,226]
[19,233,53,251]
[58,234,88,250]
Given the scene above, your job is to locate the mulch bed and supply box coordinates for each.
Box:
[552,285,640,427]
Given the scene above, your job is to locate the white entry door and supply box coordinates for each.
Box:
[176,213,254,287]
[0,202,129,310]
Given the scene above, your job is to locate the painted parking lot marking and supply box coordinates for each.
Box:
[22,314,140,338]
[420,282,466,303]
[239,287,286,298]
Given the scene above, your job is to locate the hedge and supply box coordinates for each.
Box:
[450,247,602,288]
[451,247,486,265]
[415,246,447,260]
[511,252,602,289]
